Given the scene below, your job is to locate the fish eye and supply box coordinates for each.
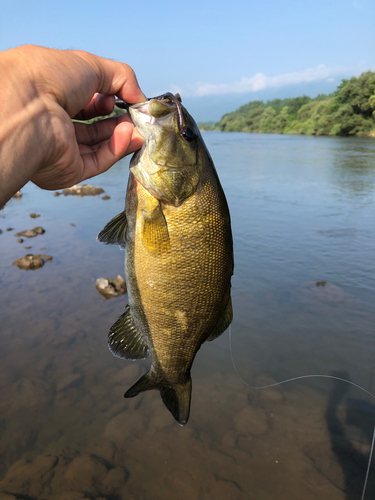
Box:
[180,127,195,143]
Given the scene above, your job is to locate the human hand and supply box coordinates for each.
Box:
[0,45,146,204]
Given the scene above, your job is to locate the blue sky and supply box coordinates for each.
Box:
[1,0,374,120]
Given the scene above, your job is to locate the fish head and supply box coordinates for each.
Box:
[128,94,201,206]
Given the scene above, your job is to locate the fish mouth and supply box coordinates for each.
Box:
[116,93,193,142]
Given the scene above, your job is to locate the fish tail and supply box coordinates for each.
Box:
[125,371,192,426]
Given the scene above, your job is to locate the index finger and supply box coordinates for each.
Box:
[76,51,147,104]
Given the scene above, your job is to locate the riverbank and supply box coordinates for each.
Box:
[199,71,375,138]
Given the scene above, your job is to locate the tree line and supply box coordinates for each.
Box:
[199,71,375,137]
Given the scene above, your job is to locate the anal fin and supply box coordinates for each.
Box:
[207,296,233,341]
[97,211,127,248]
[108,305,150,360]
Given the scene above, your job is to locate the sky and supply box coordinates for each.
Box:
[1,0,374,121]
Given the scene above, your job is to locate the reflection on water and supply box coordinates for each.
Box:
[1,133,375,499]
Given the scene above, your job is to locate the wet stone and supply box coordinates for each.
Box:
[14,226,45,238]
[96,275,127,299]
[12,254,52,270]
[61,184,105,197]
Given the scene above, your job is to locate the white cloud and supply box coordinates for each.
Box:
[171,64,367,98]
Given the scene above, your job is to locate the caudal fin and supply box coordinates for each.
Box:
[124,371,192,426]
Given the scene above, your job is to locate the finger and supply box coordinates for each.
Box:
[76,51,147,104]
[74,93,115,121]
[78,121,136,180]
[74,112,133,146]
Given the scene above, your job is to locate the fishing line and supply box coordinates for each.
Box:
[228,325,375,500]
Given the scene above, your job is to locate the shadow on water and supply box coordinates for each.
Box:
[326,371,375,500]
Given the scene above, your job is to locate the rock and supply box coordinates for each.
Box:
[55,494,88,500]
[17,238,24,243]
[70,223,76,227]
[0,229,2,234]
[0,494,17,499]
[13,190,22,199]
[14,226,45,238]
[54,191,61,196]
[40,254,53,261]
[0,454,57,498]
[12,254,52,270]
[63,455,108,495]
[96,275,127,299]
[235,405,269,435]
[56,373,82,392]
[6,227,14,231]
[101,195,111,200]
[24,246,32,249]
[62,184,105,197]
[101,467,128,495]
[30,213,40,218]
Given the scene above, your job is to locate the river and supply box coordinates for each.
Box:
[1,132,375,499]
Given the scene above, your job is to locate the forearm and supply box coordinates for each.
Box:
[0,47,51,206]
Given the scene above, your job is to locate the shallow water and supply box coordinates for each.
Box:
[1,132,375,499]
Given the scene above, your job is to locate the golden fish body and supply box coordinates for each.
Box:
[99,94,233,425]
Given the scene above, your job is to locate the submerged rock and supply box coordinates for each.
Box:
[101,195,111,200]
[17,238,24,243]
[96,275,127,299]
[12,254,52,270]
[14,226,45,238]
[56,184,105,197]
[30,213,41,218]
[6,227,14,231]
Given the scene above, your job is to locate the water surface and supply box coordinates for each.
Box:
[1,132,375,499]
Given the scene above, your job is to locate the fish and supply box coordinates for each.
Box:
[98,93,233,426]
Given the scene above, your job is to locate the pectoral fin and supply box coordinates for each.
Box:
[108,305,151,360]
[142,203,170,252]
[97,211,127,248]
[207,296,233,341]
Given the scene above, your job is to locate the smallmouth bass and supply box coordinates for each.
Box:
[98,93,233,425]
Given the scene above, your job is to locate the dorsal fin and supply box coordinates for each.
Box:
[97,211,127,248]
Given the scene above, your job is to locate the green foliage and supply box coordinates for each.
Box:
[213,71,375,137]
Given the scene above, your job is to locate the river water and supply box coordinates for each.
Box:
[0,132,375,499]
